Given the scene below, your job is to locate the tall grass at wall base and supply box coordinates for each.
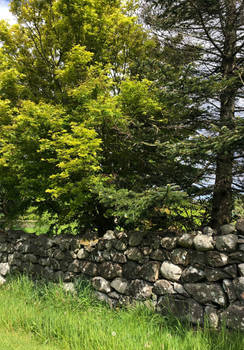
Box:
[0,275,243,350]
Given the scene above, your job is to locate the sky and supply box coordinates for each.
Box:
[0,0,16,24]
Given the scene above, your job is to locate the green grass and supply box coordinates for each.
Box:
[0,329,61,350]
[0,276,243,350]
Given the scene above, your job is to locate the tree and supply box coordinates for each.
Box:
[0,99,102,224]
[143,0,244,227]
[0,0,159,231]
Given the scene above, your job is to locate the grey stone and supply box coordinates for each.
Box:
[184,283,226,306]
[128,280,153,300]
[238,263,244,276]
[223,279,237,303]
[33,245,50,257]
[17,242,29,253]
[102,251,111,260]
[193,234,214,251]
[80,261,98,277]
[0,275,6,286]
[53,236,71,251]
[229,251,244,263]
[153,279,175,295]
[182,266,205,283]
[54,271,64,282]
[84,245,96,253]
[44,238,55,249]
[113,240,127,251]
[95,291,115,308]
[116,295,132,306]
[129,232,145,247]
[90,251,103,263]
[207,251,228,267]
[92,277,111,293]
[205,267,230,282]
[77,248,88,260]
[123,261,141,280]
[160,261,182,281]
[125,247,143,262]
[63,283,76,294]
[116,231,128,239]
[22,254,38,263]
[170,249,190,266]
[53,250,66,260]
[108,291,120,299]
[68,259,80,273]
[111,278,129,294]
[70,251,77,259]
[236,219,244,234]
[99,262,122,280]
[8,252,21,265]
[233,277,244,303]
[190,251,207,267]
[151,237,161,250]
[0,262,10,276]
[205,306,219,329]
[142,247,152,255]
[223,265,237,278]
[143,299,157,311]
[0,243,9,252]
[97,240,106,251]
[178,234,194,248]
[0,254,8,263]
[49,258,60,270]
[221,304,244,330]
[161,236,177,250]
[220,224,236,235]
[157,296,203,325]
[149,249,166,261]
[140,261,160,282]
[104,241,113,251]
[173,283,189,296]
[216,234,238,252]
[63,271,75,282]
[111,252,127,264]
[43,266,54,280]
[7,254,14,264]
[202,227,216,236]
[103,230,116,240]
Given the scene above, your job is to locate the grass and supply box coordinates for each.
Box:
[0,329,61,350]
[0,276,243,350]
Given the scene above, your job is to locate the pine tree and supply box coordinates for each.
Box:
[143,0,244,228]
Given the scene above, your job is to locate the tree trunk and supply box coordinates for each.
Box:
[211,0,237,228]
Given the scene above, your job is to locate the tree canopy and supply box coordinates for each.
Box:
[0,0,243,233]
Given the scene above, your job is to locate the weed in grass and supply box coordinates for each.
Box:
[0,275,243,350]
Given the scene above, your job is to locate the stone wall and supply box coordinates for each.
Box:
[0,220,244,330]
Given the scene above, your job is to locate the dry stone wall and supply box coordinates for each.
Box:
[0,219,244,330]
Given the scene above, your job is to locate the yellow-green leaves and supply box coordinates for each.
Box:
[55,45,94,85]
[118,79,162,119]
[0,100,102,218]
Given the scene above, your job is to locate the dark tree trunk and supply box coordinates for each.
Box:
[211,152,234,227]
[211,0,237,228]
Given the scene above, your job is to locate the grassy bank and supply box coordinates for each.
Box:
[0,276,243,350]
